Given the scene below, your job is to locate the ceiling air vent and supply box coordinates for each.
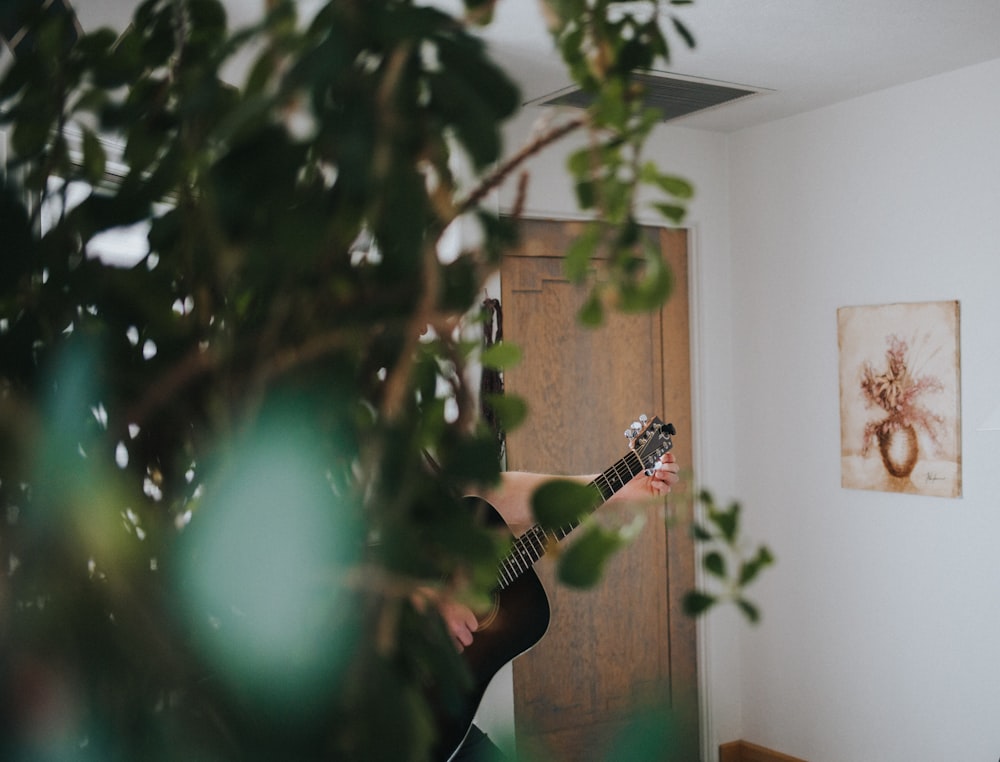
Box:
[530,72,761,123]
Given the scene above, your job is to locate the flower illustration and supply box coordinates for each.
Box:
[859,334,945,457]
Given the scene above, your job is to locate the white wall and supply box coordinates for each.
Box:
[493,55,1000,762]
[727,57,1000,762]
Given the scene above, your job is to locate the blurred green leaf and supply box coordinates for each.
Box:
[691,522,713,541]
[672,16,697,48]
[579,292,605,326]
[433,33,520,165]
[709,502,740,543]
[0,183,34,287]
[564,225,600,282]
[648,170,695,200]
[463,0,497,25]
[653,202,687,224]
[11,110,52,158]
[558,523,625,588]
[739,546,776,585]
[480,341,522,370]
[80,128,107,185]
[683,591,716,616]
[483,392,529,432]
[532,479,600,530]
[617,244,674,312]
[567,147,591,176]
[737,599,761,623]
[703,550,726,579]
[574,179,597,210]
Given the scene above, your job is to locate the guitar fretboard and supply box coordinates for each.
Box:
[496,449,645,591]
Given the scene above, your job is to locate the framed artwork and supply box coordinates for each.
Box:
[838,300,961,497]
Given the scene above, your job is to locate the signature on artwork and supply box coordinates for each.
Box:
[926,472,947,482]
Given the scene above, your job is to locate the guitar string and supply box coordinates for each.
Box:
[495,428,675,588]
[495,448,652,590]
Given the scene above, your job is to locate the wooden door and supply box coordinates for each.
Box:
[500,219,698,761]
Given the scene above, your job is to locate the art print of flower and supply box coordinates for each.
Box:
[859,333,945,457]
[837,301,961,498]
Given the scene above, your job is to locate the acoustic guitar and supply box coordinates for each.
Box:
[433,416,676,761]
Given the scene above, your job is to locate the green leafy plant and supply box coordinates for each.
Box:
[685,489,776,623]
[0,0,769,758]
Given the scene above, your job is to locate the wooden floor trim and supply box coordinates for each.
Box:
[719,740,809,762]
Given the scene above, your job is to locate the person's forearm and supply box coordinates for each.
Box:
[466,452,677,533]
[470,471,600,533]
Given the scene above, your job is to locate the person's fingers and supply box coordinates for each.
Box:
[441,600,480,652]
[650,455,679,493]
[453,625,474,651]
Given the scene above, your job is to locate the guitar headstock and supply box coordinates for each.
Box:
[625,415,676,474]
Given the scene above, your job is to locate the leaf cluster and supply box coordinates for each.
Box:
[683,490,775,623]
[544,0,696,325]
[0,0,708,758]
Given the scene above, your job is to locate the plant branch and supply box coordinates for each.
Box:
[126,344,219,430]
[456,113,587,215]
[380,240,443,421]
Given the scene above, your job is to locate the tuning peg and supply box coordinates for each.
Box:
[638,414,648,425]
[665,422,676,435]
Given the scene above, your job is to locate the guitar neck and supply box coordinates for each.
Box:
[496,449,647,591]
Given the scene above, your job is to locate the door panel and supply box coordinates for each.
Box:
[500,219,697,761]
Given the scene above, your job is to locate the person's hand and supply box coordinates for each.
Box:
[649,451,680,495]
[617,451,679,500]
[413,587,480,652]
[436,597,479,652]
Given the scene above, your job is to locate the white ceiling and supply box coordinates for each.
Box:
[72,0,1000,132]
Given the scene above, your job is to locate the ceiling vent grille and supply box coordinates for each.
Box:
[530,72,762,122]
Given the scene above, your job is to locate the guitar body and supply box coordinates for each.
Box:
[432,499,551,761]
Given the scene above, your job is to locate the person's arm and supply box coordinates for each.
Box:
[474,451,679,533]
[434,452,679,652]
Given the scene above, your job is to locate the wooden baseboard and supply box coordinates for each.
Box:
[719,740,809,762]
